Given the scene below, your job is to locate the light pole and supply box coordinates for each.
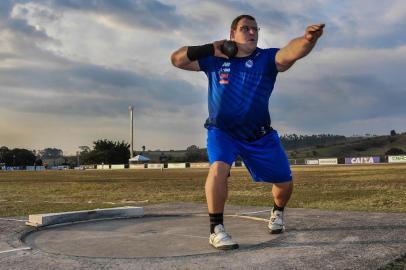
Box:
[129,105,134,159]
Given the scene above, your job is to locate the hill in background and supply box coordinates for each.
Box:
[285,132,406,159]
[141,132,406,162]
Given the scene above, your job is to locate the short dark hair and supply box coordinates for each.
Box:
[231,15,256,30]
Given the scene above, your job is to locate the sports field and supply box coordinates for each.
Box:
[1,164,405,217]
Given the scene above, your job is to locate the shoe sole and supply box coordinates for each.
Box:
[269,228,284,234]
[210,243,239,250]
[268,226,285,234]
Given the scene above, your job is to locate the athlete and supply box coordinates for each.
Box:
[171,14,324,250]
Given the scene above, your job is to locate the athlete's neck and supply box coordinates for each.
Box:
[235,47,257,58]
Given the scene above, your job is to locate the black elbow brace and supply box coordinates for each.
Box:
[187,43,214,61]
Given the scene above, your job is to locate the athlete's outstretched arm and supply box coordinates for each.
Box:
[275,24,325,72]
[171,40,229,71]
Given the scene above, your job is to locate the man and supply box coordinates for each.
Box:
[171,15,324,250]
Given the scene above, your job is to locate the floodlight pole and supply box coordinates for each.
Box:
[129,105,134,158]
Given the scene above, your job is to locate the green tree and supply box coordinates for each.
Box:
[385,148,405,155]
[81,139,130,164]
[39,148,63,159]
[78,146,91,153]
[0,146,10,164]
[35,158,43,166]
[185,145,201,162]
[185,145,208,162]
[2,148,36,166]
[280,134,346,150]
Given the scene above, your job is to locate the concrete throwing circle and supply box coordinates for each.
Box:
[23,214,280,258]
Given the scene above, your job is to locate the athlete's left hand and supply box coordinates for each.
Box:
[304,24,325,43]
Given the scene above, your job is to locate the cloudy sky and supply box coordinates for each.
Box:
[0,0,405,155]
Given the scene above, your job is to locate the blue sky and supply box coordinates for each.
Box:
[0,0,405,155]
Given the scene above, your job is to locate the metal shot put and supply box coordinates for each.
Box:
[221,40,238,58]
[171,15,324,250]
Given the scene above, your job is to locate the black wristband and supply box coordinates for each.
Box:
[187,43,214,61]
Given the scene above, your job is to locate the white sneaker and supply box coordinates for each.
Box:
[209,224,239,250]
[268,208,285,234]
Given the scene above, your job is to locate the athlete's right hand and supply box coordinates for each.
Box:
[304,24,325,43]
[213,40,230,59]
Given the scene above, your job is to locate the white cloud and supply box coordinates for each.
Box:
[0,0,405,154]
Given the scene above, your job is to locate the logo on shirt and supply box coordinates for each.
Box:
[219,73,229,84]
[219,62,231,84]
[245,59,254,68]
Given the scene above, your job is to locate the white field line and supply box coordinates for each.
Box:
[194,213,269,222]
[0,218,28,222]
[164,233,207,239]
[103,200,149,205]
[236,209,272,216]
[4,200,149,204]
[0,247,31,254]
[226,214,269,222]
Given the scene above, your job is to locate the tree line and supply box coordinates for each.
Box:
[280,134,347,150]
[0,147,39,166]
[0,140,130,167]
[1,131,405,166]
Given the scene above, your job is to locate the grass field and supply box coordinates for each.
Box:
[1,164,406,217]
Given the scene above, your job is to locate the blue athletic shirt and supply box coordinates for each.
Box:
[198,47,280,141]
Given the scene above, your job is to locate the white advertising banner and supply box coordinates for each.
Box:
[306,159,319,165]
[388,155,406,163]
[167,163,187,169]
[147,164,164,169]
[190,163,210,168]
[130,164,145,169]
[110,164,125,170]
[97,164,109,170]
[318,158,338,165]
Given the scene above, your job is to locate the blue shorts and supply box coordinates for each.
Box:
[207,127,292,183]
